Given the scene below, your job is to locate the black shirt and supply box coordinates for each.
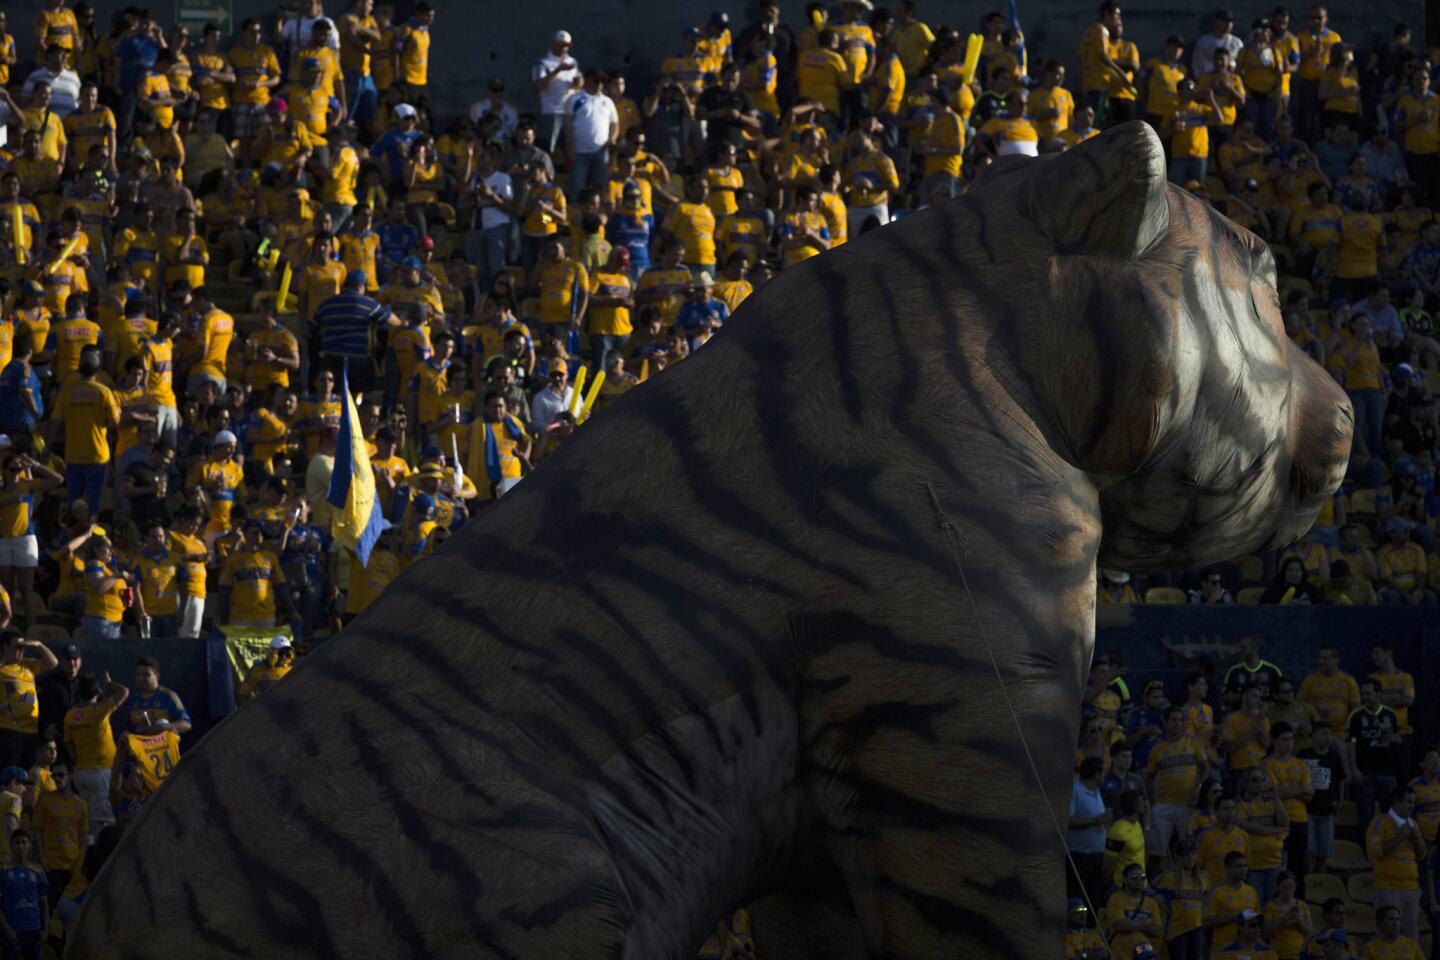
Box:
[1223,659,1284,702]
[124,458,170,528]
[1347,705,1402,776]
[36,669,79,742]
[696,87,754,146]
[1297,745,1346,816]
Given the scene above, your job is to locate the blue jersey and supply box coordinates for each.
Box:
[0,866,46,933]
[118,688,191,733]
[376,222,419,265]
[676,299,729,333]
[606,215,652,274]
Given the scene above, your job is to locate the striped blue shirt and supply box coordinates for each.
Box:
[315,293,389,359]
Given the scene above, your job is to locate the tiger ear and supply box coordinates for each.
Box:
[1020,120,1170,262]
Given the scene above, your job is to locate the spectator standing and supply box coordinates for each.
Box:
[1192,11,1245,82]
[1298,646,1360,736]
[30,765,85,906]
[1223,685,1272,789]
[1367,787,1427,942]
[1068,756,1109,909]
[1297,723,1346,874]
[1237,767,1290,901]
[470,77,519,141]
[533,30,580,155]
[22,45,82,117]
[1349,679,1405,827]
[1264,723,1314,888]
[1204,851,1260,953]
[114,15,164,147]
[34,647,80,759]
[1147,707,1209,865]
[564,69,618,202]
[1199,796,1250,884]
[465,145,513,294]
[0,634,56,772]
[1154,837,1209,960]
[48,350,119,515]
[0,830,47,960]
[314,271,389,395]
[62,671,126,842]
[1368,642,1415,747]
[0,340,43,440]
[1104,861,1164,959]
[1223,635,1284,707]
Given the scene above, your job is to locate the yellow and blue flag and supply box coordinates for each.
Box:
[326,362,385,566]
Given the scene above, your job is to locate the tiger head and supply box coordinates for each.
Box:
[986,122,1353,570]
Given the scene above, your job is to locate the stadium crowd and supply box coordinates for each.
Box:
[0,0,1430,955]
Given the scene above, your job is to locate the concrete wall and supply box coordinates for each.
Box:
[3,0,1429,116]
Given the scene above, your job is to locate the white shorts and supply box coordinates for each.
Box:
[72,767,114,833]
[0,535,39,568]
[180,596,205,639]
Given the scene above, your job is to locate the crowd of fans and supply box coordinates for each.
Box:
[1070,639,1438,959]
[0,0,1431,954]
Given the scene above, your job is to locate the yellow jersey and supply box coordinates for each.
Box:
[1237,795,1285,869]
[662,202,717,266]
[0,660,43,735]
[31,791,87,871]
[168,531,207,600]
[537,259,590,326]
[64,699,117,770]
[1148,736,1206,804]
[394,20,430,86]
[346,548,398,615]
[1198,824,1250,885]
[1366,814,1420,891]
[1263,754,1313,823]
[220,549,286,624]
[229,43,282,107]
[1154,867,1210,939]
[192,307,235,380]
[137,548,180,617]
[53,378,119,465]
[189,458,245,532]
[125,730,180,794]
[1205,882,1259,951]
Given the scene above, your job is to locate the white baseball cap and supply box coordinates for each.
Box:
[553,29,573,44]
[394,103,417,120]
[214,430,237,446]
[270,636,292,649]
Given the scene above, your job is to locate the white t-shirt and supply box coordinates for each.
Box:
[469,99,519,139]
[1191,32,1244,77]
[567,90,617,154]
[473,170,513,231]
[532,51,580,116]
[22,67,82,116]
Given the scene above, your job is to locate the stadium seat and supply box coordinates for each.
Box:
[1346,872,1373,903]
[1330,839,1369,871]
[1304,873,1345,905]
[1427,369,1440,395]
[1346,903,1376,936]
[1233,554,1265,584]
[1236,587,1265,605]
[1335,800,1358,826]
[28,624,68,643]
[1348,489,1377,516]
[1144,586,1186,604]
[1423,934,1432,956]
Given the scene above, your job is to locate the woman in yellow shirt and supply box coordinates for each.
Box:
[1318,43,1361,133]
[1154,838,1210,959]
[81,537,133,641]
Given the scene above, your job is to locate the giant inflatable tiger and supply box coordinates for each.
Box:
[70,123,1351,959]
